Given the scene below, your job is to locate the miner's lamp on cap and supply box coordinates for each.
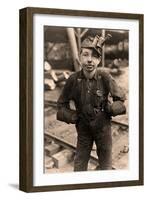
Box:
[81,34,112,56]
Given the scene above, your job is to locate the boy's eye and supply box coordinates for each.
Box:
[92,53,99,58]
[83,53,89,56]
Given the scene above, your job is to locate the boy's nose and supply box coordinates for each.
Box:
[87,55,92,62]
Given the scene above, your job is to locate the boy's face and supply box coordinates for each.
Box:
[80,48,101,72]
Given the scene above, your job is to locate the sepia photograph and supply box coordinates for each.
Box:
[19,7,143,192]
[44,27,129,173]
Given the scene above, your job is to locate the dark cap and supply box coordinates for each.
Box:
[81,34,112,56]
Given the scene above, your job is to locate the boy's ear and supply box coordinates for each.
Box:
[80,48,83,55]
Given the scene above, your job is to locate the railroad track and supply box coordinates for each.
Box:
[44,130,98,164]
[111,120,128,129]
[44,110,129,173]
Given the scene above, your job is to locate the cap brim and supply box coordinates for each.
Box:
[81,46,102,56]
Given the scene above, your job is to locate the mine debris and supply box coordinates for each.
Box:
[44,61,70,90]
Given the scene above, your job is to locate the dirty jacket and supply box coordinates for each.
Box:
[57,68,126,124]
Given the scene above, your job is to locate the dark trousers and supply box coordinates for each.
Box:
[74,120,112,171]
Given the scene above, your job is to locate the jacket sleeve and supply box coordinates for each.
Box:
[103,72,126,116]
[56,74,78,124]
[106,73,126,102]
[98,68,126,101]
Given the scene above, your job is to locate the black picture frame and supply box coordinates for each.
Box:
[19,7,144,192]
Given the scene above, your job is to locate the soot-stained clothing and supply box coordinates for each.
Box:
[57,68,126,171]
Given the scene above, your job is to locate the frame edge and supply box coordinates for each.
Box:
[19,7,33,192]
